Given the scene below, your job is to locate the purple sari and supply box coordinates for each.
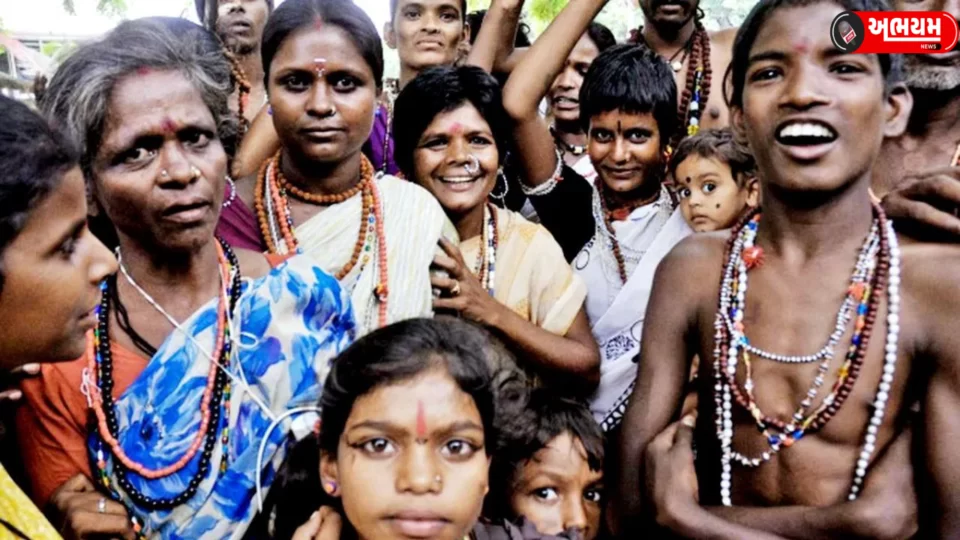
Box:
[362,104,399,176]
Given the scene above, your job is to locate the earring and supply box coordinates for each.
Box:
[323,480,338,495]
[489,168,509,204]
[267,105,273,116]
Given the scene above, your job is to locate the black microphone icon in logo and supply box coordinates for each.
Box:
[839,20,857,44]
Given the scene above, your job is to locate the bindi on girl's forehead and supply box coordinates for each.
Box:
[314,18,324,30]
[416,400,428,440]
[314,58,327,76]
[448,122,464,135]
[136,66,152,76]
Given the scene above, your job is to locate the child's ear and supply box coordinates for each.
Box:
[745,176,761,208]
[384,21,398,50]
[883,83,913,139]
[319,451,341,498]
[462,22,471,46]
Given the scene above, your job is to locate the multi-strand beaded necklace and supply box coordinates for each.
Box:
[592,179,670,284]
[254,152,390,328]
[474,204,500,296]
[88,239,242,534]
[711,204,901,506]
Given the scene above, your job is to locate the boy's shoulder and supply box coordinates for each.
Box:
[655,229,730,294]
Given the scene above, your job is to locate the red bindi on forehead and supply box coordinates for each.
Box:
[136,66,152,76]
[161,118,179,134]
[314,17,324,30]
[791,38,812,54]
[448,122,464,135]
[416,400,427,439]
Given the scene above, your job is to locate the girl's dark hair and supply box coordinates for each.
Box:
[0,96,79,293]
[485,388,604,521]
[579,43,678,148]
[725,0,904,109]
[262,0,384,90]
[255,317,524,539]
[586,22,617,53]
[668,128,757,185]
[393,65,511,179]
[467,10,532,47]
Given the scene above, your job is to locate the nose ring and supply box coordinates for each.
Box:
[190,166,201,179]
[160,170,170,180]
[464,155,480,174]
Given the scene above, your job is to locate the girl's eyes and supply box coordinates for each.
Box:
[282,74,311,92]
[678,187,691,199]
[533,487,559,501]
[57,237,78,259]
[750,66,781,82]
[584,488,602,503]
[360,438,397,455]
[703,182,717,194]
[440,439,478,458]
[591,130,613,143]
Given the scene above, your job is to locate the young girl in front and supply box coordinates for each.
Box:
[487,389,605,540]
[256,317,576,540]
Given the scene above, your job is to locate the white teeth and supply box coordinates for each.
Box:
[778,122,835,140]
[440,176,476,184]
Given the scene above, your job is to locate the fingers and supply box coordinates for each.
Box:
[430,275,458,293]
[66,511,133,537]
[0,389,23,402]
[291,511,322,540]
[437,237,464,263]
[649,421,680,453]
[674,414,696,446]
[59,474,98,494]
[316,507,342,540]
[433,297,467,313]
[432,254,463,279]
[11,363,41,376]
[884,197,960,238]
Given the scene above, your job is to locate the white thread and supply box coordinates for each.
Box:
[256,406,324,512]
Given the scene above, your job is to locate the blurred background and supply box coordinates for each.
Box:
[0,0,755,102]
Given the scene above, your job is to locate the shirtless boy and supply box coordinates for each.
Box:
[616,0,960,537]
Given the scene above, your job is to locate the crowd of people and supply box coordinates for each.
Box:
[0,0,958,537]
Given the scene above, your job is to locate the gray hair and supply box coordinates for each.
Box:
[40,17,238,180]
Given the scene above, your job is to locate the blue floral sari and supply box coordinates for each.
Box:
[88,255,355,538]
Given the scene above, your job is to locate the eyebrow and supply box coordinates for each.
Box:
[748,47,859,67]
[50,218,86,254]
[347,419,483,435]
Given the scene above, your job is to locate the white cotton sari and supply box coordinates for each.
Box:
[293,175,458,335]
[573,187,692,431]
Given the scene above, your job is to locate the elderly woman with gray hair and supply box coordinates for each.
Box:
[16,16,355,539]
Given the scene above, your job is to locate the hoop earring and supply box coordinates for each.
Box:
[489,168,509,204]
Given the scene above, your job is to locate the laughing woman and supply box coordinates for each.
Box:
[17,17,354,539]
[392,66,599,388]
[218,0,455,336]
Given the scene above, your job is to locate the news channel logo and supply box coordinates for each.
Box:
[831,11,865,52]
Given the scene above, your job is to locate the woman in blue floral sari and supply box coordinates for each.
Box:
[16,17,354,539]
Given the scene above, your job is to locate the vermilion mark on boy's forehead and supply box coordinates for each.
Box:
[416,400,427,439]
[792,37,812,54]
[449,122,464,135]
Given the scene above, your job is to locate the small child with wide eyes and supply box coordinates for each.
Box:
[487,389,605,540]
[671,129,760,232]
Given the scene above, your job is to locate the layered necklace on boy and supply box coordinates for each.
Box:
[592,179,672,284]
[254,151,390,327]
[711,204,901,506]
[88,239,242,528]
